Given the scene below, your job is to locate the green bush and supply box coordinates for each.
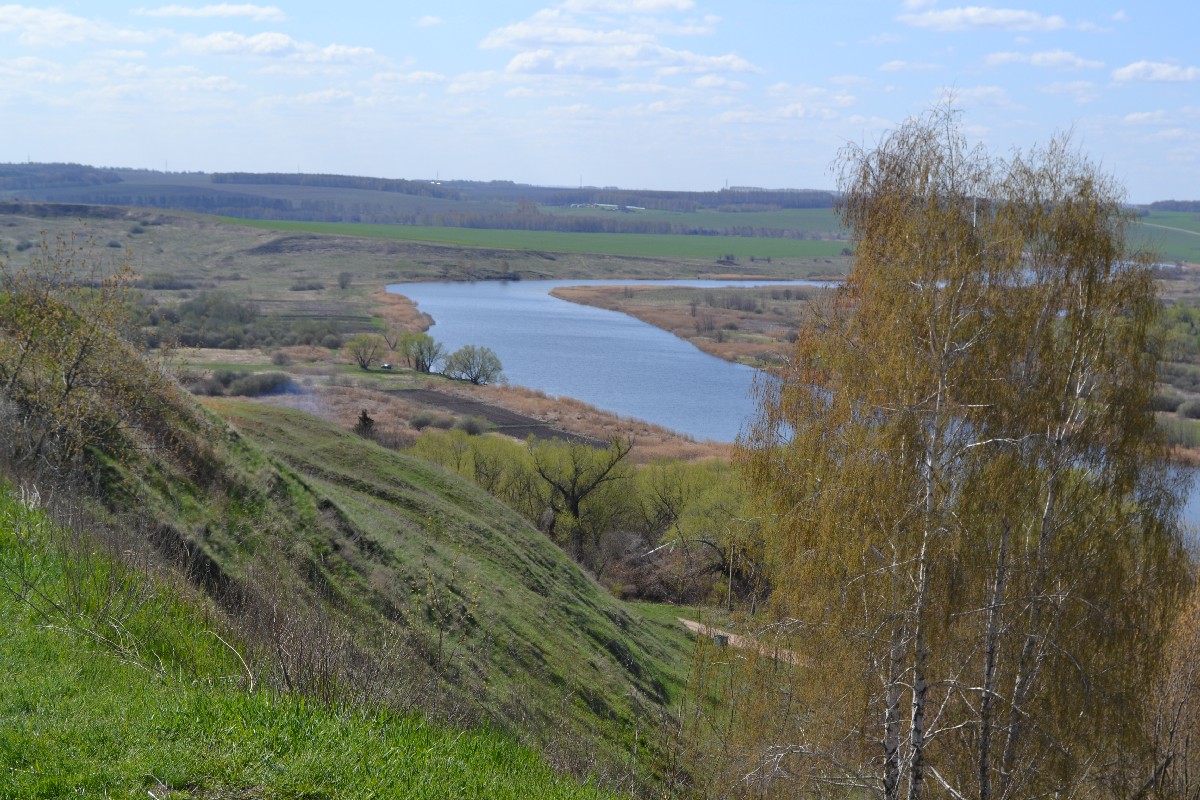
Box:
[410,411,455,430]
[454,416,491,436]
[1153,391,1185,413]
[1177,399,1200,419]
[226,372,294,397]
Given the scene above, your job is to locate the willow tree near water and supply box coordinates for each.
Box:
[720,108,1190,799]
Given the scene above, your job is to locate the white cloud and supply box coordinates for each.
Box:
[416,15,443,28]
[0,5,154,47]
[767,82,856,119]
[177,31,379,63]
[179,31,297,56]
[899,7,1067,32]
[480,1,755,86]
[1123,110,1167,125]
[0,55,66,84]
[693,75,746,90]
[657,51,758,75]
[561,0,694,12]
[1112,61,1200,82]
[482,10,655,50]
[986,50,1102,69]
[880,60,938,72]
[133,4,286,22]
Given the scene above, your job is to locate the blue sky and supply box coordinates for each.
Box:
[1,1,1197,201]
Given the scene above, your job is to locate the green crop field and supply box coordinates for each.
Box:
[221,217,851,261]
[541,205,846,234]
[1132,210,1200,264]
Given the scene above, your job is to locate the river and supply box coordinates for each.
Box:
[387,279,823,442]
[388,277,1200,531]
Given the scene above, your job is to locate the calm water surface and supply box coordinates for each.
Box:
[389,279,1200,530]
[388,279,823,442]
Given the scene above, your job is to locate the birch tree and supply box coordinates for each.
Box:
[720,107,1189,800]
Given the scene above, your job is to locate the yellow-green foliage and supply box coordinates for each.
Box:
[704,107,1192,799]
[409,429,761,604]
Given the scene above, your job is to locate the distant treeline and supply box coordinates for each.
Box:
[212,172,462,200]
[1150,200,1200,212]
[0,163,123,191]
[79,191,292,214]
[0,164,841,235]
[542,187,836,212]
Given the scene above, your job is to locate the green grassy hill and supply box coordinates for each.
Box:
[0,263,696,792]
[0,486,627,799]
[203,399,695,782]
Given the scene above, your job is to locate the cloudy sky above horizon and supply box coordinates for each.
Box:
[2,1,1197,202]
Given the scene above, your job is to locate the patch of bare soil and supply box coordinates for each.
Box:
[396,388,607,446]
[175,347,277,366]
[678,618,805,666]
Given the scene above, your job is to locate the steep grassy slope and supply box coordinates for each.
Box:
[202,399,695,784]
[0,485,626,799]
[0,386,694,790]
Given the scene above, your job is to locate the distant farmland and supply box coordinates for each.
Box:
[220,217,852,260]
[1132,210,1200,265]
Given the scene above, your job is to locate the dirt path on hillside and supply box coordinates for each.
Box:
[394,388,608,446]
[677,618,805,665]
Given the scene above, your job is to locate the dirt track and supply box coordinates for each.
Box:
[393,388,608,447]
[678,618,804,665]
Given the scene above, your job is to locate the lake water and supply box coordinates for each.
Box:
[387,279,823,442]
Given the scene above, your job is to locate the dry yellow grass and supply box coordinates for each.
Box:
[369,288,432,332]
[551,284,804,366]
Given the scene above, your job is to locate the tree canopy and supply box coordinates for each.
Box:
[697,106,1191,800]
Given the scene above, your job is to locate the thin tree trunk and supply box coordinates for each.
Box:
[884,620,906,800]
[1000,474,1058,793]
[908,540,930,800]
[978,520,1009,800]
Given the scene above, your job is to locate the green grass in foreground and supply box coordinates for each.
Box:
[0,487,620,800]
[220,217,850,261]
